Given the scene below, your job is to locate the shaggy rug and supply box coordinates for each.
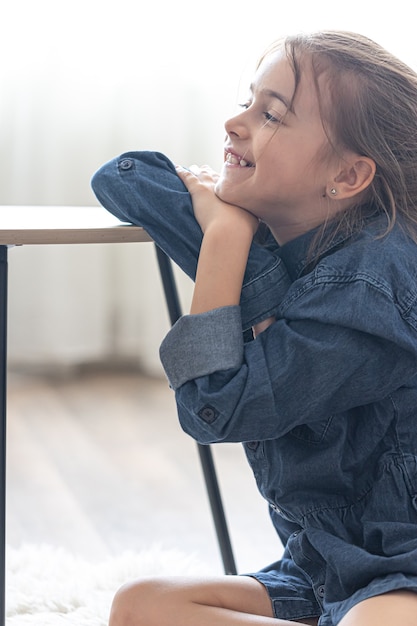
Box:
[6,544,211,625]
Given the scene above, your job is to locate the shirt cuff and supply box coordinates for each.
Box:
[159,306,244,389]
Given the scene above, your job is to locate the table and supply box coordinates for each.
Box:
[0,205,236,625]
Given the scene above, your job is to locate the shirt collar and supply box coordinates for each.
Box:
[277,222,356,281]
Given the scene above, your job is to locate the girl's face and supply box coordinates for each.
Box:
[215,48,340,243]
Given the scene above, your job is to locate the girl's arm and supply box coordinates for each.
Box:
[91,152,289,330]
[191,210,256,314]
[175,165,259,315]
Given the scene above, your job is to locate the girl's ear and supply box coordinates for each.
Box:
[329,156,376,199]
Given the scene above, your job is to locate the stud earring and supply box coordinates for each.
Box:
[330,188,337,196]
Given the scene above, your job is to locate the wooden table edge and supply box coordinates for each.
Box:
[0,226,152,246]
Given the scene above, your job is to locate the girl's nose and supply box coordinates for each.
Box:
[224,108,249,139]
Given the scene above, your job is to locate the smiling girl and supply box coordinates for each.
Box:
[92,30,417,626]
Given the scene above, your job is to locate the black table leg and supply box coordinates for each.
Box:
[0,246,7,626]
[154,245,237,575]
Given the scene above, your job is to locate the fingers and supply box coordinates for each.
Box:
[175,164,202,178]
[252,316,276,338]
[175,164,201,192]
[188,164,201,176]
[176,164,218,181]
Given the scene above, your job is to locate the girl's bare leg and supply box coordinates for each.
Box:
[339,590,417,626]
[109,575,319,626]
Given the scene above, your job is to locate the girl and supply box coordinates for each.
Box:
[91,30,417,626]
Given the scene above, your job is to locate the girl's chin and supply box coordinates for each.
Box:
[213,179,225,196]
[214,181,238,204]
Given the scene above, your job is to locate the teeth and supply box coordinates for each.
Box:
[226,153,249,166]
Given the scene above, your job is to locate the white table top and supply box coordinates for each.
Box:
[0,206,151,245]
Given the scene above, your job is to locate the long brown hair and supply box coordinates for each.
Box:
[260,31,417,256]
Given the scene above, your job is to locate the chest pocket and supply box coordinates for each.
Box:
[289,416,334,444]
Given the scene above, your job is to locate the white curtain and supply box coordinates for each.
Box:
[1,0,416,376]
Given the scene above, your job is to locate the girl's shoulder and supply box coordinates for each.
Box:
[281,217,417,321]
[319,217,417,277]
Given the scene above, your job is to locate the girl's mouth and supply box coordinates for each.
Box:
[225,152,254,168]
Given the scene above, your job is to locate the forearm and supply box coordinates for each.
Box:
[191,218,254,315]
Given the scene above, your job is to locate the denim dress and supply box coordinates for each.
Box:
[92,151,417,626]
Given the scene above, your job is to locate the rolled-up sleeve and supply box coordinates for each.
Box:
[160,306,243,390]
[158,271,417,445]
[91,151,292,330]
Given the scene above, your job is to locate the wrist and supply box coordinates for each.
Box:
[190,217,254,315]
[204,212,256,243]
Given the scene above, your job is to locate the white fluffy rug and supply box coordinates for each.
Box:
[7,544,211,625]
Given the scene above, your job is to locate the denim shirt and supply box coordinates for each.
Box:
[159,212,417,488]
[160,214,417,619]
[92,151,417,624]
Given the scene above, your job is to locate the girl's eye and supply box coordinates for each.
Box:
[263,111,283,124]
[264,112,278,123]
[237,102,284,125]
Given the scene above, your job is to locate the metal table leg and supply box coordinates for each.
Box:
[0,246,7,626]
[154,245,237,575]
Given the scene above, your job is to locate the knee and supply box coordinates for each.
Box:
[109,577,164,626]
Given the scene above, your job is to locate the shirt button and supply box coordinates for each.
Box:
[119,158,133,170]
[197,405,218,424]
[317,585,325,598]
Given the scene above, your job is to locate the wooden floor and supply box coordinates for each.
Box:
[6,367,282,574]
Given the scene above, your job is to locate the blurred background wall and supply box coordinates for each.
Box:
[1,0,416,377]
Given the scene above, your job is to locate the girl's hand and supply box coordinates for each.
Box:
[175,164,259,235]
[252,316,276,337]
[175,164,259,314]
